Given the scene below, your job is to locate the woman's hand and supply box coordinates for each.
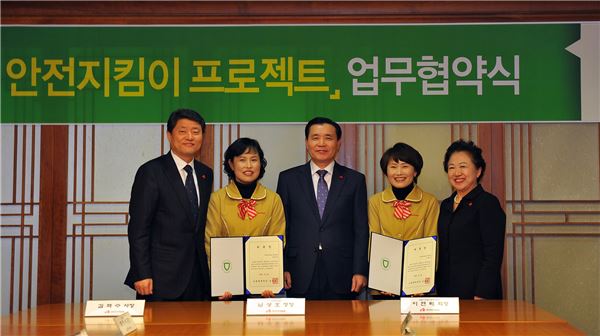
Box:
[261,290,275,298]
[219,291,233,301]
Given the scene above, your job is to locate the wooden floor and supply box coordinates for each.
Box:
[1,299,583,335]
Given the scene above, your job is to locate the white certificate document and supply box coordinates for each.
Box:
[210,237,244,297]
[244,236,284,295]
[401,236,437,295]
[368,232,404,295]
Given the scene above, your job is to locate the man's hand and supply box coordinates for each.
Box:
[351,274,367,293]
[134,278,153,296]
[284,271,292,289]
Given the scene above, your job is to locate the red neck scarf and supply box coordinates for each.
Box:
[238,199,257,220]
[392,200,412,220]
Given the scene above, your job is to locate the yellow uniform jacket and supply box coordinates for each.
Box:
[205,182,286,265]
[368,184,439,241]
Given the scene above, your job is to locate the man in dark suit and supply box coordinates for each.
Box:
[276,117,369,300]
[125,108,213,301]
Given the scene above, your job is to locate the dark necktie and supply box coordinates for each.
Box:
[183,165,199,223]
[316,170,329,218]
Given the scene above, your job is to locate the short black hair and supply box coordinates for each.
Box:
[166,108,206,133]
[304,117,342,140]
[443,139,486,182]
[223,137,267,181]
[380,143,424,184]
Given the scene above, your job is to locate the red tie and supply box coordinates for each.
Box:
[393,200,412,220]
[238,199,257,220]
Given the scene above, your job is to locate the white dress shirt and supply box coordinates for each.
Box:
[171,151,200,205]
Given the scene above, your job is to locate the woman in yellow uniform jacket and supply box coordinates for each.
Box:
[368,143,440,298]
[205,137,286,300]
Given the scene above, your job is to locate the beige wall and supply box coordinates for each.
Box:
[503,123,599,335]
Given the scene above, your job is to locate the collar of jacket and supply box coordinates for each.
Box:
[461,184,484,201]
[381,184,423,203]
[444,184,484,211]
[225,181,267,200]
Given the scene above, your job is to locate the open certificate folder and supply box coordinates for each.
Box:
[368,233,437,296]
[210,235,284,297]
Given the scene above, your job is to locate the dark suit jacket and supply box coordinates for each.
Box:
[276,162,369,295]
[124,152,213,299]
[436,184,506,299]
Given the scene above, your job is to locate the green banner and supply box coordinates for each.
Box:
[1,24,594,123]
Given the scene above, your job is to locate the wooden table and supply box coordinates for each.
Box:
[1,300,583,335]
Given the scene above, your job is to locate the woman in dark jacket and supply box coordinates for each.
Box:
[436,140,506,300]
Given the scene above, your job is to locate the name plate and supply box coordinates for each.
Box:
[246,298,305,315]
[84,300,145,317]
[401,297,460,314]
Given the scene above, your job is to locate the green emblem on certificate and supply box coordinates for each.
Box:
[223,260,232,273]
[382,258,390,270]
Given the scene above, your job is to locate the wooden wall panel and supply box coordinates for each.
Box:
[1,125,41,313]
[478,123,506,209]
[37,126,69,305]
[3,1,599,24]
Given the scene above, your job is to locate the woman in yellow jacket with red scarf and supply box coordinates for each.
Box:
[368,142,439,298]
[205,137,286,300]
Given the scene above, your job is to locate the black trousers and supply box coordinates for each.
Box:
[288,252,356,300]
